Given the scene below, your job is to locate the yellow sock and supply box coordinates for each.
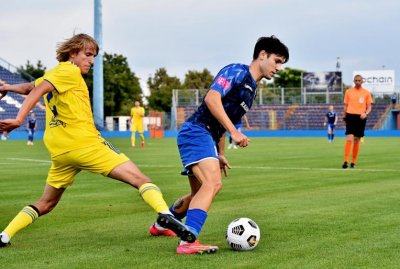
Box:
[4,205,39,239]
[139,183,169,213]
[131,133,136,146]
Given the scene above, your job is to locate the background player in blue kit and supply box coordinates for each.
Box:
[26,111,37,145]
[323,105,338,143]
[227,115,249,149]
[149,36,289,254]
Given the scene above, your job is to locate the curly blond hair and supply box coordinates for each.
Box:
[56,33,99,62]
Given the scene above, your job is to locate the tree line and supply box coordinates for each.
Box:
[18,52,304,115]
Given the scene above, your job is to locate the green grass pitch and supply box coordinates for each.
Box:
[0,137,399,269]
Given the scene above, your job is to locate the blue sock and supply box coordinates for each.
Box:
[185,208,208,238]
[169,204,187,220]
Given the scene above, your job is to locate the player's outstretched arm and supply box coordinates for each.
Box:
[0,82,35,100]
[0,81,53,133]
[205,90,249,147]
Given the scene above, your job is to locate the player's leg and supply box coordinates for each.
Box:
[1,151,79,247]
[31,129,35,145]
[0,184,65,247]
[150,192,193,236]
[343,134,353,168]
[131,125,137,147]
[149,164,195,236]
[184,160,221,234]
[351,136,361,168]
[95,141,194,242]
[137,123,145,148]
[350,117,366,168]
[343,116,356,169]
[170,192,193,219]
[108,161,168,210]
[188,160,222,211]
[140,132,145,148]
[327,126,332,142]
[27,129,32,145]
[176,159,221,254]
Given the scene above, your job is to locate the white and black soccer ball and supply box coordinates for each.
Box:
[226,217,260,251]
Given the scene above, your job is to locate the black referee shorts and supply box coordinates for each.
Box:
[344,113,367,138]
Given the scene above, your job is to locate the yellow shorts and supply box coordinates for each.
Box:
[46,140,129,189]
[131,123,144,133]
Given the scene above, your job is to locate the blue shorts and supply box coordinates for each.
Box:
[327,123,335,130]
[177,122,218,169]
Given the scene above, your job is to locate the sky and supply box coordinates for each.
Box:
[1,0,399,95]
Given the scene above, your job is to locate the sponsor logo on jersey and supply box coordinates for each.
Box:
[240,101,249,112]
[216,76,231,91]
[49,116,66,128]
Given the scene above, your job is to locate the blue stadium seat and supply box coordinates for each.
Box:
[0,66,45,131]
[177,104,389,130]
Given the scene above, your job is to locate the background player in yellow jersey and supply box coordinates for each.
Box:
[130,100,145,148]
[0,33,195,248]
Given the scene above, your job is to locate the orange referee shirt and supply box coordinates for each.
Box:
[344,87,372,115]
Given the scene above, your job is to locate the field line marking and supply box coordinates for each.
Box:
[135,164,399,173]
[233,166,399,173]
[4,159,398,172]
[6,158,51,163]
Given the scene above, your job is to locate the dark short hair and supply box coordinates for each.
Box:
[253,35,289,63]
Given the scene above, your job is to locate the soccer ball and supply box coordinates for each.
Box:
[226,217,260,251]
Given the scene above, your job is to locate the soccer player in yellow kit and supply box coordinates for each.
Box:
[0,34,195,248]
[130,100,145,148]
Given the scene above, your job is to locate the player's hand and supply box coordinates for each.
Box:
[218,155,231,177]
[0,119,23,133]
[0,84,8,100]
[230,130,250,148]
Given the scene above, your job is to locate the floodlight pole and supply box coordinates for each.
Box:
[336,57,341,71]
[93,0,104,129]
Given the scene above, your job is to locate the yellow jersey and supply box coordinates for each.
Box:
[130,106,145,125]
[35,61,102,156]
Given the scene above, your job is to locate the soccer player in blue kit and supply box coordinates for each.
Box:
[323,105,338,143]
[26,111,37,145]
[149,36,289,254]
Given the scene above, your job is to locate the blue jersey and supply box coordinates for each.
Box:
[186,64,257,142]
[28,117,37,129]
[326,111,336,124]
